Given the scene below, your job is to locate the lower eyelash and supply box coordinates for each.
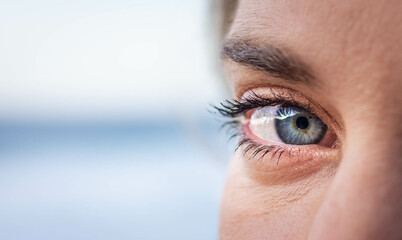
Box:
[238,136,289,165]
[223,119,293,164]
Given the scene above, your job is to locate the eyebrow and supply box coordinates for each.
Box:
[221,39,315,84]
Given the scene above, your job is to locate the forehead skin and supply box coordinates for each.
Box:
[221,0,402,239]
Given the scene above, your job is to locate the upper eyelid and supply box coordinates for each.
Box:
[237,84,342,125]
[243,88,341,132]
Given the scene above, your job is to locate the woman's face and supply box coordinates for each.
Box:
[219,0,402,239]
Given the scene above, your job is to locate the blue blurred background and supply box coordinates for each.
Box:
[0,1,231,239]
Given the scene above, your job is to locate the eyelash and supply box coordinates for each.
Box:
[212,92,309,164]
[214,91,311,118]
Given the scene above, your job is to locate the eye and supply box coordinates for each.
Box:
[212,90,341,173]
[249,106,328,145]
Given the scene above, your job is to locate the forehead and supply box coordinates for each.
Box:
[228,0,402,104]
[231,0,402,47]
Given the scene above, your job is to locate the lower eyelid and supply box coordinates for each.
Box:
[239,143,340,185]
[239,124,340,184]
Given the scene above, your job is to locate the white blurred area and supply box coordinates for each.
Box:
[0,1,231,240]
[0,0,226,121]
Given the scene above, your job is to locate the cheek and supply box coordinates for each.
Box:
[219,154,334,240]
[219,157,281,240]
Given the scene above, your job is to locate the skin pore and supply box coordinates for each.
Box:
[218,0,402,239]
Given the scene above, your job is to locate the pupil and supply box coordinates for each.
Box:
[296,116,309,129]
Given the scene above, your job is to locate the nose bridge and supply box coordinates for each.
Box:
[308,99,402,239]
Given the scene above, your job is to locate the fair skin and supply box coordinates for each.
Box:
[218,0,402,239]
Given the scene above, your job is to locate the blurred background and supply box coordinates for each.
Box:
[0,0,232,239]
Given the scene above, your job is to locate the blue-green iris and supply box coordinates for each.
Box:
[274,106,327,145]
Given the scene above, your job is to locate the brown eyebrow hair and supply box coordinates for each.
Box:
[221,39,315,84]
